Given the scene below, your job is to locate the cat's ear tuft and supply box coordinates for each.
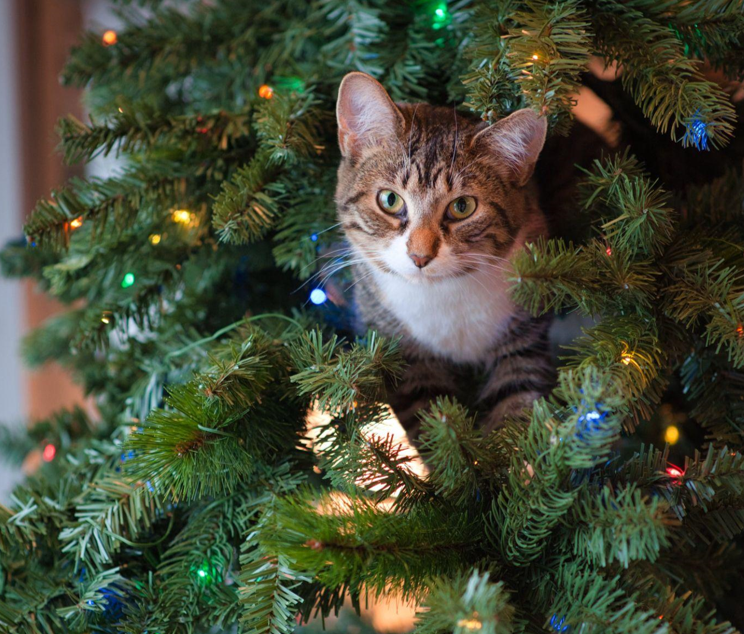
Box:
[472,109,547,186]
[336,72,404,159]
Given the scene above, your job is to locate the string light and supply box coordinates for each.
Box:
[666,465,684,479]
[683,110,709,151]
[621,354,633,366]
[273,75,306,94]
[606,247,612,256]
[149,234,162,245]
[550,614,569,633]
[172,209,193,225]
[102,30,118,46]
[532,53,540,61]
[70,216,84,230]
[457,617,482,631]
[664,425,680,445]
[576,407,606,441]
[258,84,274,99]
[121,272,135,288]
[432,2,450,29]
[310,233,318,242]
[101,313,111,325]
[737,323,744,338]
[309,288,327,305]
[193,562,215,585]
[42,443,56,462]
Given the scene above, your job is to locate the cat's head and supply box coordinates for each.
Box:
[335,72,548,284]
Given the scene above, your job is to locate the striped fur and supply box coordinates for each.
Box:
[336,73,555,436]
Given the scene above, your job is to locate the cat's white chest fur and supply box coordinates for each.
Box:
[373,268,514,363]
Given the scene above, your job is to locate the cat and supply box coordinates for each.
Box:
[335,71,555,438]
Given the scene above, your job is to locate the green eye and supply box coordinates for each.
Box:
[377,190,405,214]
[447,196,477,220]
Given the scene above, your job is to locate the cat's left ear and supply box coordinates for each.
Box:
[472,109,547,186]
[336,72,405,159]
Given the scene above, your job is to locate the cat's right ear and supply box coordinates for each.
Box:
[336,72,404,159]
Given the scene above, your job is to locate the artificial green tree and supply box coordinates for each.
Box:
[2,1,744,633]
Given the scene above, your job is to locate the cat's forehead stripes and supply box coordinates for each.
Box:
[399,106,477,191]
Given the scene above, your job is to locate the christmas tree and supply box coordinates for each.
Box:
[2,0,744,633]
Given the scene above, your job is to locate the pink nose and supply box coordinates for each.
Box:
[409,253,433,268]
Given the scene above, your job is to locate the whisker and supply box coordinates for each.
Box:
[457,254,509,270]
[345,268,376,293]
[316,222,342,236]
[298,246,353,274]
[449,104,459,182]
[407,103,421,166]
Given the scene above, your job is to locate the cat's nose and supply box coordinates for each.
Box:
[409,253,433,268]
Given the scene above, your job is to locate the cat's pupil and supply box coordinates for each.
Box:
[455,198,466,213]
[386,193,396,207]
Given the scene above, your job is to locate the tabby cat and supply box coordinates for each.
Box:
[335,72,555,437]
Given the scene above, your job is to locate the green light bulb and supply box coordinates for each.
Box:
[432,2,450,29]
[121,272,135,288]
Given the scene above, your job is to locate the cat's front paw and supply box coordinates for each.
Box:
[481,391,540,433]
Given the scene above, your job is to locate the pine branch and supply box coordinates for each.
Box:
[491,368,626,566]
[592,0,737,149]
[416,570,516,634]
[465,0,592,131]
[58,110,252,164]
[314,404,434,507]
[257,491,484,604]
[418,397,495,505]
[580,150,676,256]
[212,94,323,244]
[680,346,744,443]
[569,484,675,569]
[24,163,189,249]
[289,329,403,413]
[319,0,388,77]
[240,486,312,634]
[59,473,169,570]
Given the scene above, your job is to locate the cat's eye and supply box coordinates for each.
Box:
[377,190,405,214]
[447,196,477,220]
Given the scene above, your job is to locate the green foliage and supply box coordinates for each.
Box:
[2,0,744,632]
[416,570,516,634]
[289,329,404,413]
[256,491,483,604]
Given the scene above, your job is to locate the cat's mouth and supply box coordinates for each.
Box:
[385,264,466,284]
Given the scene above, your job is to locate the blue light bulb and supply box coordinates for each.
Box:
[309,288,327,305]
[683,110,709,151]
[550,614,570,633]
[310,233,318,242]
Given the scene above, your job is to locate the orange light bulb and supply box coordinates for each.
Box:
[258,84,274,99]
[102,30,118,46]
